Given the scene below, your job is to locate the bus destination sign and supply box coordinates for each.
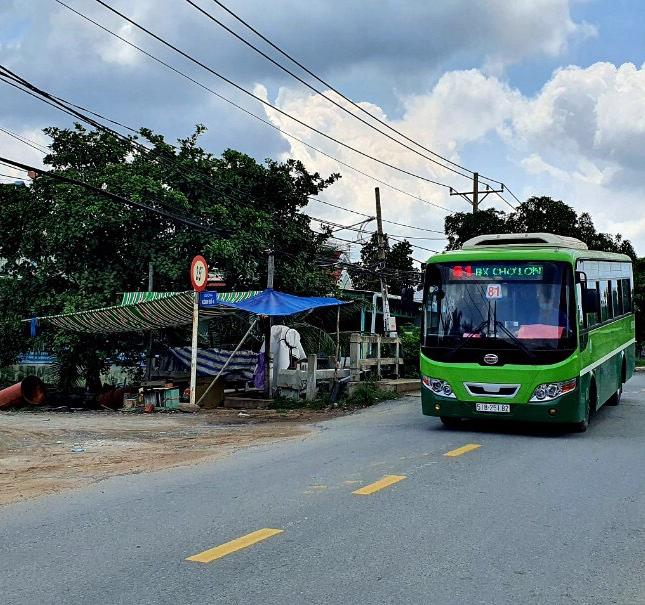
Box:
[450,264,544,281]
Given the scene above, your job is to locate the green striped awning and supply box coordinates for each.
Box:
[35,291,261,333]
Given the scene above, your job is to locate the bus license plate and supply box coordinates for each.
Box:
[476,403,510,413]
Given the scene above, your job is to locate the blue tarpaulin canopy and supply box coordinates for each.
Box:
[214,288,345,316]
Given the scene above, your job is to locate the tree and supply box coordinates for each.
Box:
[444,196,637,260]
[634,258,645,346]
[351,232,415,293]
[0,124,340,389]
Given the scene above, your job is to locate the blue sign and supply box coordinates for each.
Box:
[199,291,219,308]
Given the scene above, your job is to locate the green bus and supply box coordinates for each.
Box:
[420,233,635,432]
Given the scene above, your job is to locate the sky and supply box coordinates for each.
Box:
[1,0,645,261]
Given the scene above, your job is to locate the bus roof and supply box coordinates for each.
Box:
[426,233,632,264]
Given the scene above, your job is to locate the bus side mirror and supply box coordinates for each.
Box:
[582,288,599,313]
[575,270,587,285]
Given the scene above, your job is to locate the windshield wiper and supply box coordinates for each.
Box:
[445,317,489,359]
[492,320,536,360]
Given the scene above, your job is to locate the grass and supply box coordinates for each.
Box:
[636,359,645,367]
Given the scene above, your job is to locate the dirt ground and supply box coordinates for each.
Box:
[0,408,338,506]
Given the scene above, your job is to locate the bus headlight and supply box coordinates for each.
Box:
[530,378,576,402]
[422,375,456,398]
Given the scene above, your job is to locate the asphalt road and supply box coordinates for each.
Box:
[2,374,645,605]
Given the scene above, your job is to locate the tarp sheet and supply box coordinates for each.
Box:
[166,346,257,381]
[215,288,345,316]
[34,291,260,333]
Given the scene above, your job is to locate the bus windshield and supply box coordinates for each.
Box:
[423,261,576,364]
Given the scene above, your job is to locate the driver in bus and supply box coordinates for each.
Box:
[516,284,567,339]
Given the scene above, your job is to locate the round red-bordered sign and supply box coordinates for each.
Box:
[190,255,209,292]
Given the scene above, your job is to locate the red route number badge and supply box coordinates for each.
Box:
[190,255,209,292]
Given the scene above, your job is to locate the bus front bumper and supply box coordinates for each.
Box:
[421,388,583,424]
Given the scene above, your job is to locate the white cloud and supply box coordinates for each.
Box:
[262,61,645,256]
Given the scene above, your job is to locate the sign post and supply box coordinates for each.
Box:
[189,256,208,407]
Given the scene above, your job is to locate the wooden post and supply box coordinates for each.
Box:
[189,290,199,406]
[349,332,361,381]
[306,354,318,401]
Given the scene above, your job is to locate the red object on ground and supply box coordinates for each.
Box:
[144,403,155,414]
[97,388,125,410]
[0,376,46,409]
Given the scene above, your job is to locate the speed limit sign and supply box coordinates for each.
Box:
[190,255,209,292]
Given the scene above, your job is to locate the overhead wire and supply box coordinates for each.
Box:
[184,0,474,181]
[3,75,438,259]
[203,0,524,200]
[0,155,227,236]
[0,126,50,154]
[305,197,446,234]
[52,0,453,213]
[1,63,452,239]
[89,0,462,194]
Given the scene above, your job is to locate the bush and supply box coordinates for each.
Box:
[399,326,420,378]
[344,381,398,408]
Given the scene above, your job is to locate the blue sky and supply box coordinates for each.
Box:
[2,0,645,258]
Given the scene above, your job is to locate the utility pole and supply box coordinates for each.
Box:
[146,262,154,380]
[264,249,274,397]
[375,188,394,337]
[450,171,504,213]
[472,172,479,213]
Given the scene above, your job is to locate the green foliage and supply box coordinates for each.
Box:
[351,232,415,293]
[634,257,645,345]
[0,124,340,389]
[399,325,420,378]
[344,381,398,408]
[444,196,637,260]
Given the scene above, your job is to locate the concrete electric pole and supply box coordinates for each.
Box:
[450,172,504,213]
[375,188,395,337]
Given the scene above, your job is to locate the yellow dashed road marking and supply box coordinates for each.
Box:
[352,475,406,496]
[186,528,283,563]
[443,443,481,457]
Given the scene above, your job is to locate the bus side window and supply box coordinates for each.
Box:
[576,282,585,330]
[598,280,610,323]
[621,278,632,313]
[610,280,622,316]
[585,280,600,327]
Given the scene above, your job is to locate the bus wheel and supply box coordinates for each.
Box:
[607,362,625,406]
[574,383,595,433]
[440,416,462,428]
[607,383,623,406]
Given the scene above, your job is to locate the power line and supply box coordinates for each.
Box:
[51,0,453,213]
[305,196,446,234]
[0,126,49,154]
[204,0,525,201]
[184,0,474,181]
[0,155,227,236]
[308,215,445,241]
[0,172,26,181]
[1,70,448,246]
[91,0,460,193]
